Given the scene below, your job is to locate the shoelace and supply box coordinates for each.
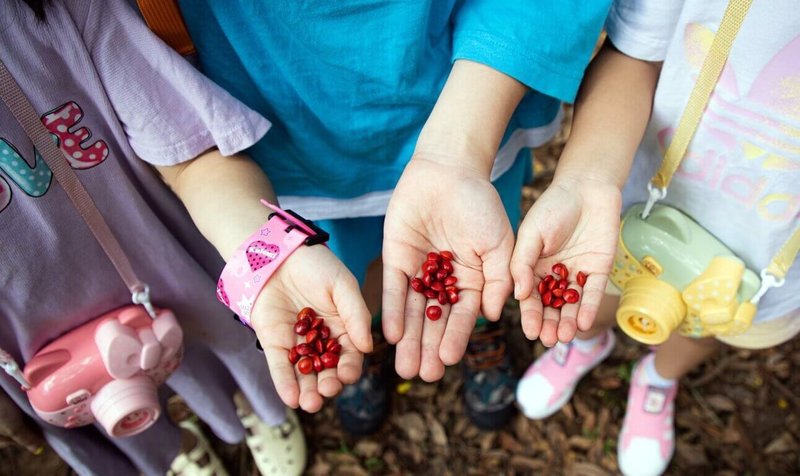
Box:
[464,326,507,371]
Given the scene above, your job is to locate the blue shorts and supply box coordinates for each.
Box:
[316,152,531,284]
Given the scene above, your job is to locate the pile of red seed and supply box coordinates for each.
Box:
[410,250,460,321]
[538,263,587,309]
[288,307,341,374]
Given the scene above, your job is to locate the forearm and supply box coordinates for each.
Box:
[156,150,276,261]
[554,41,661,188]
[415,59,527,177]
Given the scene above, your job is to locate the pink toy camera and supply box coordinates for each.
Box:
[22,306,183,437]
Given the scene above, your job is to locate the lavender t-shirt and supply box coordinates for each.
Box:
[0,1,282,474]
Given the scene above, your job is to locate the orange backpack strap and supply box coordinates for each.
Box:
[136,0,196,56]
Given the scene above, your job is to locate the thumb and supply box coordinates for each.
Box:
[480,234,514,321]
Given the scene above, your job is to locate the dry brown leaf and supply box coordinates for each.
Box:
[510,455,547,472]
[568,462,610,476]
[706,394,737,412]
[479,432,497,452]
[395,412,427,443]
[764,432,797,454]
[426,413,449,447]
[568,436,595,451]
[334,465,369,476]
[353,440,381,458]
[499,431,524,453]
[326,453,360,466]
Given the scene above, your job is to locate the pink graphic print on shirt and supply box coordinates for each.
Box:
[659,27,800,223]
[42,102,108,170]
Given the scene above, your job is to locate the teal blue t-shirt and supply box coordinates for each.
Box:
[179,0,611,219]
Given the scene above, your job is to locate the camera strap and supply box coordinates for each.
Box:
[639,0,798,303]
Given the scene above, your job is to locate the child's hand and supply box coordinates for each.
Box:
[382,156,514,382]
[249,245,372,413]
[511,174,620,346]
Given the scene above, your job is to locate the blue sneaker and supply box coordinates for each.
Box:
[335,331,390,435]
[462,321,516,430]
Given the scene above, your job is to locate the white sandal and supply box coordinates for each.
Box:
[167,419,229,476]
[234,393,307,475]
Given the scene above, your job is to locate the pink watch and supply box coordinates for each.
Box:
[216,200,329,328]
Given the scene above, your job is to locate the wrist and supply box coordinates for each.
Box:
[216,201,329,326]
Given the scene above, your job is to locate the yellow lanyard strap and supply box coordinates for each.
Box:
[767,227,800,281]
[652,0,752,190]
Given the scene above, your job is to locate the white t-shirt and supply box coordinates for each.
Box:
[607,0,800,323]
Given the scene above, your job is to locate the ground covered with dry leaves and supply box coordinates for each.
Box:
[2,109,799,476]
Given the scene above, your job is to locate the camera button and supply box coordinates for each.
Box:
[66,389,91,405]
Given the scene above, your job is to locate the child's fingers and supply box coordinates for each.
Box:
[519,293,544,341]
[316,366,342,398]
[576,273,608,332]
[480,240,514,320]
[297,370,323,413]
[256,320,301,408]
[335,334,364,385]
[332,272,373,353]
[539,307,561,347]
[418,306,448,382]
[394,290,426,379]
[381,265,410,344]
[439,289,480,366]
[557,302,579,343]
[510,220,544,300]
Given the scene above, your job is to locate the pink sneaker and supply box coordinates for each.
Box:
[516,330,615,419]
[618,354,677,476]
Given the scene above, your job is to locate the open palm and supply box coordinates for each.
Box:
[511,176,621,346]
[250,245,372,413]
[382,157,514,382]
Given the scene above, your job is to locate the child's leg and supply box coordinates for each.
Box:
[516,292,619,419]
[654,333,719,380]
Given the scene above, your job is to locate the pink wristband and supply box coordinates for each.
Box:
[216,200,329,327]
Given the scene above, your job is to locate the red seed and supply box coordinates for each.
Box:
[422,260,439,274]
[444,285,457,293]
[548,278,557,291]
[427,252,440,262]
[552,288,564,298]
[426,305,442,321]
[563,289,580,303]
[295,343,313,356]
[438,291,448,305]
[576,271,587,287]
[305,329,319,344]
[440,250,454,261]
[326,340,342,354]
[288,346,300,364]
[411,277,425,292]
[422,272,434,287]
[552,263,569,279]
[312,355,323,372]
[441,260,454,274]
[293,318,311,336]
[552,298,565,309]
[297,357,313,374]
[448,292,459,304]
[320,352,339,369]
[297,307,316,321]
[558,278,569,290]
[542,290,553,306]
[443,276,458,286]
[320,325,331,340]
[424,289,437,299]
[314,339,324,354]
[436,269,448,281]
[430,281,444,292]
[537,280,547,295]
[310,317,323,330]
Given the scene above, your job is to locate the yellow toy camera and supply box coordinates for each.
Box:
[610,204,762,344]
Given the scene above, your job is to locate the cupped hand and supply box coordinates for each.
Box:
[510,175,621,346]
[382,156,514,382]
[250,245,372,413]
